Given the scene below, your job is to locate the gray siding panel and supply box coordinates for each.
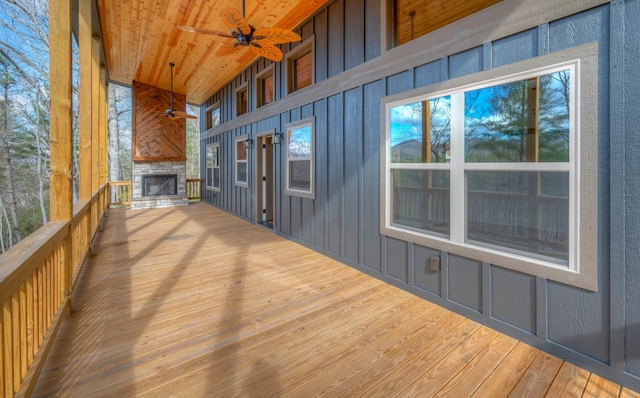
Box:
[414,60,443,89]
[448,46,483,79]
[491,267,536,334]
[327,94,343,256]
[328,0,345,78]
[279,112,291,236]
[413,245,441,296]
[548,281,610,364]
[344,87,363,263]
[386,237,408,283]
[364,0,381,62]
[314,9,328,83]
[448,255,482,313]
[344,0,365,70]
[314,99,328,249]
[291,197,302,239]
[386,70,412,96]
[492,29,538,67]
[625,0,640,378]
[362,80,384,273]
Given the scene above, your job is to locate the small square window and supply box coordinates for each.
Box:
[286,37,314,94]
[256,66,274,108]
[205,143,220,190]
[235,135,249,187]
[285,118,315,199]
[236,84,248,116]
[205,102,220,130]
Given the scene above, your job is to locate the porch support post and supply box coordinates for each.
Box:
[78,0,92,201]
[79,0,93,254]
[91,36,101,233]
[48,0,72,312]
[99,66,108,210]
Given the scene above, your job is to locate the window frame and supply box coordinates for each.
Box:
[380,44,599,291]
[284,117,315,199]
[384,0,502,50]
[205,102,220,130]
[235,134,249,188]
[256,64,275,108]
[205,142,220,191]
[286,36,314,94]
[235,83,248,116]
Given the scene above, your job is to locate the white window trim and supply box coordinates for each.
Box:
[235,134,249,188]
[284,117,315,199]
[235,82,248,116]
[256,64,275,108]
[205,101,220,130]
[205,142,220,191]
[380,43,598,291]
[285,36,315,94]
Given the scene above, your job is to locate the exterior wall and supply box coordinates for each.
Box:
[199,0,640,390]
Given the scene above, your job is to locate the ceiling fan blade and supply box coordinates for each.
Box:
[220,7,251,35]
[253,28,302,44]
[176,25,234,38]
[170,110,197,119]
[216,41,242,56]
[250,42,283,62]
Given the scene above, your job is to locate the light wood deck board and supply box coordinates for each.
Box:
[31,203,635,397]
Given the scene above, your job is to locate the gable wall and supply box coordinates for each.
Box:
[199,0,640,390]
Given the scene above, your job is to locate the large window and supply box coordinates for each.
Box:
[205,143,220,190]
[235,135,249,187]
[285,118,314,199]
[286,37,314,94]
[382,47,599,291]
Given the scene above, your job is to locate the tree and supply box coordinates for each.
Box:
[108,83,132,181]
[0,54,22,243]
[185,104,200,179]
[0,0,51,248]
[464,71,570,163]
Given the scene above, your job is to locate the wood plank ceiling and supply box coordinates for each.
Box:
[96,0,328,105]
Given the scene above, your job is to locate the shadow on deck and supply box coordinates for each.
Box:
[32,202,638,397]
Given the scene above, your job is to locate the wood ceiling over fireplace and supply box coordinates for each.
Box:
[132,81,187,162]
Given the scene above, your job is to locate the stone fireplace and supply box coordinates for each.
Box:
[131,161,188,210]
[130,80,190,210]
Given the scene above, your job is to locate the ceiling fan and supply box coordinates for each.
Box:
[177,6,301,62]
[164,62,197,120]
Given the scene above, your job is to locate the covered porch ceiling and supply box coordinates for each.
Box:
[96,0,329,105]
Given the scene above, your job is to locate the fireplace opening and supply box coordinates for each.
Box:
[142,174,177,197]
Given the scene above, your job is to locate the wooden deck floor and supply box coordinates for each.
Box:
[32,203,639,397]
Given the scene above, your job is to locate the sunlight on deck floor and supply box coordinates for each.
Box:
[32,202,639,397]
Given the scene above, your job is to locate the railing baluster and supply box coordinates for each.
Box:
[3,300,13,397]
[11,292,20,393]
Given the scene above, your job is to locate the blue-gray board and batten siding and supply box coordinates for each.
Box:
[199,0,640,391]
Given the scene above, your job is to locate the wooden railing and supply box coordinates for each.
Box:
[109,181,132,207]
[0,184,108,397]
[186,179,201,201]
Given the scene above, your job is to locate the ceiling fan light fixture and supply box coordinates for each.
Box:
[177,6,301,62]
